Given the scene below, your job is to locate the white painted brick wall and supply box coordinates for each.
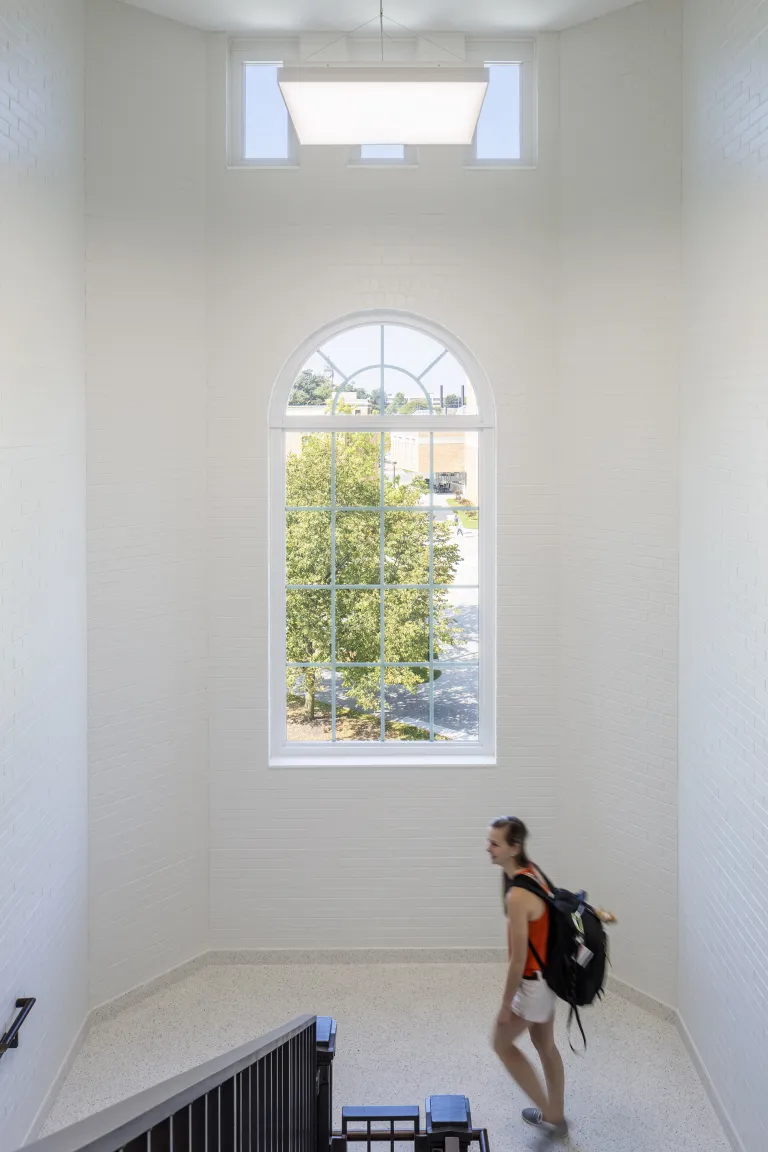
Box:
[0,1,88,1146]
[85,3,685,1000]
[557,0,682,1006]
[205,32,562,949]
[85,0,209,1007]
[680,2,768,1149]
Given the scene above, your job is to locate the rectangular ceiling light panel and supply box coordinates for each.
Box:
[277,66,489,146]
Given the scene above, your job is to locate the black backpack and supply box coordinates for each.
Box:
[508,868,608,1049]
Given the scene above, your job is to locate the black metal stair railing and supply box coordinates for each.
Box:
[22,1014,321,1152]
[1,998,36,1060]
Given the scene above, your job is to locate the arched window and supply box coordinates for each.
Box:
[269,312,496,765]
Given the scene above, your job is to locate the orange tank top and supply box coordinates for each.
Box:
[506,866,550,977]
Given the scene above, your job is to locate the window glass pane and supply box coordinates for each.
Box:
[383,324,444,378]
[285,432,332,506]
[384,668,437,741]
[476,63,521,161]
[286,589,331,662]
[383,511,431,584]
[321,325,382,380]
[383,589,430,663]
[244,63,289,160]
[336,589,380,663]
[287,368,334,413]
[286,511,331,585]
[433,665,479,740]
[361,144,405,159]
[433,508,478,587]
[288,324,478,417]
[382,366,431,415]
[419,355,476,415]
[279,320,488,752]
[286,668,332,741]
[332,370,381,414]
[334,432,381,507]
[433,587,478,662]
[335,512,380,585]
[337,669,381,741]
[431,430,479,501]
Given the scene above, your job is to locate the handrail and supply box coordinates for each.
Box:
[1,998,36,1059]
[23,1014,316,1152]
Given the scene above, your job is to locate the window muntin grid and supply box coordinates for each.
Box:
[284,325,481,746]
[286,323,477,417]
[274,313,494,762]
[285,430,480,744]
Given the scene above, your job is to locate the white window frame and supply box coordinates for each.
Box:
[464,40,537,168]
[229,42,299,167]
[228,36,537,170]
[347,144,419,168]
[268,309,497,768]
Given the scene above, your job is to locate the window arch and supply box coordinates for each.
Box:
[269,311,496,765]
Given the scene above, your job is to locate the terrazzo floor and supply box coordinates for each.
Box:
[40,963,730,1151]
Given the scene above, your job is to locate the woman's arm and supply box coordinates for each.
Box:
[500,890,529,1009]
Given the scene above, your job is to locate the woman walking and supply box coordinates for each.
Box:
[487,816,568,1141]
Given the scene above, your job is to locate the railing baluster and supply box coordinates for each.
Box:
[23,1017,322,1152]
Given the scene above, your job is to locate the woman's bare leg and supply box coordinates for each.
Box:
[528,1018,565,1124]
[492,1015,549,1114]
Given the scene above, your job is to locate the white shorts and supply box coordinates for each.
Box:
[511,972,557,1024]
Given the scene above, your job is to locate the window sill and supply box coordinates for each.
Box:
[227,161,300,170]
[464,161,538,170]
[270,753,497,769]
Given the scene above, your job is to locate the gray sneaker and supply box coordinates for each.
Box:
[521,1107,569,1140]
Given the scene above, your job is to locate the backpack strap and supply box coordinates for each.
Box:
[567,1006,587,1054]
[508,875,552,972]
[509,873,555,905]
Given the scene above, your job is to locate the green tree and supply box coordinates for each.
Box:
[285,431,461,721]
[402,398,429,415]
[444,393,462,408]
[289,369,334,407]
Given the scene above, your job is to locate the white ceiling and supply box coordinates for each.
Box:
[121,0,641,35]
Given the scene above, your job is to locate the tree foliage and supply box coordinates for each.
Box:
[289,370,334,407]
[285,430,461,718]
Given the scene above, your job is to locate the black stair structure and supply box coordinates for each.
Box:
[21,1016,490,1152]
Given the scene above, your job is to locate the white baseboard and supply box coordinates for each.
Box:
[605,974,677,1022]
[29,950,741,1152]
[209,947,508,965]
[675,1012,746,1152]
[23,1016,89,1145]
[89,953,209,1026]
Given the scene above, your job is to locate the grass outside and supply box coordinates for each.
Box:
[447,497,479,530]
[287,694,448,742]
